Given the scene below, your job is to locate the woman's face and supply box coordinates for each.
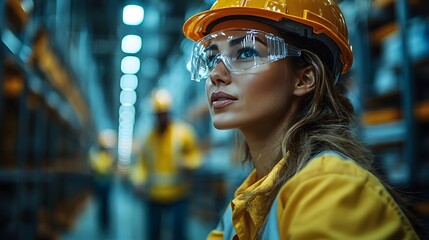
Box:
[205,20,300,131]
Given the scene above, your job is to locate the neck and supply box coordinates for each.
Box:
[240,122,286,179]
[240,101,299,179]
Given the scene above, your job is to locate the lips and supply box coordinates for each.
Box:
[210,91,237,109]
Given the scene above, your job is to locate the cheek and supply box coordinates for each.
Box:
[205,79,211,104]
[241,64,293,107]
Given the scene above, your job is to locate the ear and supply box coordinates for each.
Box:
[293,66,316,96]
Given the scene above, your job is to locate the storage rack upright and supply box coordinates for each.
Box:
[344,0,429,228]
[0,1,95,239]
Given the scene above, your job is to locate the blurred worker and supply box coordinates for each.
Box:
[89,144,114,232]
[135,88,202,240]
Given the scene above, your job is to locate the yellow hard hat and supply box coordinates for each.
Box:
[183,0,353,76]
[152,88,172,113]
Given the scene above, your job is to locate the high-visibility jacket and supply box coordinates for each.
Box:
[208,151,419,239]
[135,121,202,203]
[90,148,114,177]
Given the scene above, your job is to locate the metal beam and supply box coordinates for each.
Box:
[0,0,4,120]
[395,0,417,186]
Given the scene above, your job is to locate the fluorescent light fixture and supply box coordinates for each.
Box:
[119,115,135,125]
[118,141,133,149]
[119,134,132,141]
[121,35,142,54]
[123,5,144,25]
[118,142,132,151]
[121,56,140,74]
[120,74,138,90]
[120,121,134,129]
[119,105,135,115]
[118,105,135,126]
[118,140,133,148]
[118,137,132,145]
[118,151,132,159]
[120,90,137,106]
[119,105,136,117]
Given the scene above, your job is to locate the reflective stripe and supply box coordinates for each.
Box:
[147,174,184,186]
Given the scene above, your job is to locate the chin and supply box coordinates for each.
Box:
[212,122,233,130]
[210,112,244,130]
[212,119,238,130]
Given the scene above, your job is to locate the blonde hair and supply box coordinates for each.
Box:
[281,50,373,179]
[240,49,373,183]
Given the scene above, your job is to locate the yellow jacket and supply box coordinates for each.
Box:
[208,151,419,239]
[135,121,202,203]
[90,148,113,177]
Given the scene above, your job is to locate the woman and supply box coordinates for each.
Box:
[183,0,421,239]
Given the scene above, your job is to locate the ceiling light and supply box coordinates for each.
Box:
[121,56,140,74]
[123,5,144,25]
[121,35,142,53]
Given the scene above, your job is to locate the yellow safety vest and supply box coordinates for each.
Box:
[135,121,202,203]
[90,149,113,176]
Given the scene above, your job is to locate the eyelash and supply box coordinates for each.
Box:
[236,47,259,60]
[205,47,260,61]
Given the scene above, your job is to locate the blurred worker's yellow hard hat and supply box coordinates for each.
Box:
[152,88,172,113]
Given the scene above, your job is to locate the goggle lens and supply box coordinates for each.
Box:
[190,29,301,82]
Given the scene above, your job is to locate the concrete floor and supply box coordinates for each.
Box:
[61,176,216,240]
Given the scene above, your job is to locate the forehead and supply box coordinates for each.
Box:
[209,19,281,36]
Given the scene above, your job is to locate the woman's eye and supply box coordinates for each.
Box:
[237,47,259,60]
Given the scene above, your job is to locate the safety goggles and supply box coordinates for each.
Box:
[190,28,301,82]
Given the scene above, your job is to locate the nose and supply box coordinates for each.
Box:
[209,58,231,86]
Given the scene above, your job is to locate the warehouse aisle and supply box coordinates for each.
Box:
[61,176,143,240]
[61,175,214,240]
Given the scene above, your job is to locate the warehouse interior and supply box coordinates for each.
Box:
[1,0,429,239]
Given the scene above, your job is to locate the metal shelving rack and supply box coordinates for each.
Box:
[348,0,429,187]
[395,0,417,186]
[0,1,94,239]
[345,0,429,231]
[0,0,4,119]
